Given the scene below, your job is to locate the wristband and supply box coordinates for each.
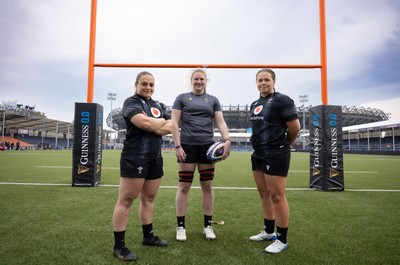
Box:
[175,145,181,149]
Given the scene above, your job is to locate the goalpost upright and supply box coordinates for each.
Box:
[86,0,329,105]
[78,0,343,191]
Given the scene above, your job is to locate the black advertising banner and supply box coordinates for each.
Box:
[309,105,324,189]
[324,105,344,191]
[72,103,103,187]
[309,105,344,191]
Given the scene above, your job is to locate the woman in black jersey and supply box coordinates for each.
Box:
[249,69,300,254]
[112,71,172,261]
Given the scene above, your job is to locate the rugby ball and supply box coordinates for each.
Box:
[206,142,224,162]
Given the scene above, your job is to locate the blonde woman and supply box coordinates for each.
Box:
[171,69,231,242]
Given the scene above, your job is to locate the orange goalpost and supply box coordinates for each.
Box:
[86,0,329,105]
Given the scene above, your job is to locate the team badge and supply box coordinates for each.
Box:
[253,105,263,115]
[151,107,161,118]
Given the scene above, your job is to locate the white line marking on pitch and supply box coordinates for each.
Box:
[0,182,399,192]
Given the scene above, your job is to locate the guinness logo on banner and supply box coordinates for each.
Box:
[329,167,339,178]
[77,164,89,174]
[312,167,321,176]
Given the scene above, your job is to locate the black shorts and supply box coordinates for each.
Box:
[120,155,163,179]
[251,149,291,177]
[180,143,214,164]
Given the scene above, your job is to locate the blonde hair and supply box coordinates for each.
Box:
[190,68,208,93]
[190,68,209,101]
[190,68,207,80]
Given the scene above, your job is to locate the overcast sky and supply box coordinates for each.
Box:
[1,0,399,129]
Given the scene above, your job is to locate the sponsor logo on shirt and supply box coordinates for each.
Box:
[151,107,161,118]
[254,105,263,115]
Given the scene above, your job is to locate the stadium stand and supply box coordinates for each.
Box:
[107,104,391,132]
[0,135,33,150]
[1,101,74,150]
[106,104,399,152]
[343,120,400,152]
[1,100,398,152]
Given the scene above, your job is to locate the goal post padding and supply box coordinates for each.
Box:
[72,103,103,187]
[309,105,344,191]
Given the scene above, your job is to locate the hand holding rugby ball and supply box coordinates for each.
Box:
[206,142,225,163]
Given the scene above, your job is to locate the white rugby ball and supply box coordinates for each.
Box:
[206,142,224,162]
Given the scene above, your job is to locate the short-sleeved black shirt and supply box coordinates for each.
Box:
[250,92,298,153]
[121,94,171,157]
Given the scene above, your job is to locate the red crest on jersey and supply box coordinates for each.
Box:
[151,107,161,118]
[254,105,263,115]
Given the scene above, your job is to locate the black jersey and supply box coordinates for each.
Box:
[250,92,298,153]
[121,94,171,157]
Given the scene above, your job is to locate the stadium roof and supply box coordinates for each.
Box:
[343,119,400,132]
[0,110,74,135]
